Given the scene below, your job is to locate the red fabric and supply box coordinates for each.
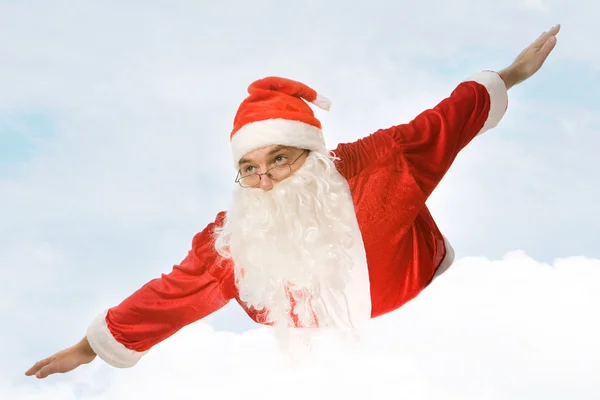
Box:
[231,76,322,138]
[106,79,492,351]
[334,79,492,315]
[249,76,318,103]
[106,213,232,352]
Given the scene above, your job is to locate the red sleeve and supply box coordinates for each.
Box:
[333,71,508,197]
[85,212,233,368]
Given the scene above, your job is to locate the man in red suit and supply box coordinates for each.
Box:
[26,25,560,378]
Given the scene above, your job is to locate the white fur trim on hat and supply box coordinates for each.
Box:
[312,94,332,111]
[231,118,327,168]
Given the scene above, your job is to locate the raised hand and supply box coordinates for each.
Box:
[500,24,561,89]
[25,337,96,379]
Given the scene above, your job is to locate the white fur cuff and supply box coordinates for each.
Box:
[86,310,148,368]
[466,71,509,136]
[230,118,327,168]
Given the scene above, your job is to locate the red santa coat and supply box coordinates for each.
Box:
[86,71,508,368]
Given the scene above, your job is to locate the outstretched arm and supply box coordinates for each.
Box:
[333,25,560,197]
[26,212,234,377]
[383,70,507,198]
[334,71,507,194]
[87,233,231,368]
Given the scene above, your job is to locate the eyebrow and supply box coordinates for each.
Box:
[238,145,289,166]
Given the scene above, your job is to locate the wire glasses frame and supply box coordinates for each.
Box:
[235,150,308,188]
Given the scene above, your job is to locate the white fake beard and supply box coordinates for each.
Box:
[214,150,360,351]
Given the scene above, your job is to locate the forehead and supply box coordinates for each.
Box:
[238,144,295,165]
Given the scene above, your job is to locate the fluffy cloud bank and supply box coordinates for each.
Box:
[8,252,600,400]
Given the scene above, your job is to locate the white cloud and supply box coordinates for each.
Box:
[559,108,598,139]
[524,0,549,13]
[7,253,600,399]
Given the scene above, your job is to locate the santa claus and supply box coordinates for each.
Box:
[26,24,560,378]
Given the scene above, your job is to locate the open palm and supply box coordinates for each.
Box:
[25,342,96,379]
[511,24,561,86]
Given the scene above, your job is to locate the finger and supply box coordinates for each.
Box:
[533,30,546,44]
[35,362,60,379]
[533,25,560,48]
[538,34,557,59]
[533,31,551,48]
[25,357,53,376]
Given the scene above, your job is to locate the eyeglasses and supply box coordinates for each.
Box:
[235,150,308,188]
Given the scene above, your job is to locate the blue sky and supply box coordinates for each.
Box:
[1,0,599,399]
[0,112,53,170]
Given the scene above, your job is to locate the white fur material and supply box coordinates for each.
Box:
[312,94,332,111]
[286,179,373,339]
[86,310,148,368]
[466,71,509,136]
[231,118,327,168]
[215,150,372,347]
[311,167,373,331]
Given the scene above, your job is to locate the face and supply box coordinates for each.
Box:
[236,145,308,191]
[215,147,363,350]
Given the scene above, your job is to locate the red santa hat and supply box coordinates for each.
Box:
[230,76,332,168]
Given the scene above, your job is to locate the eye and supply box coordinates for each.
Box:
[274,154,287,163]
[243,166,255,174]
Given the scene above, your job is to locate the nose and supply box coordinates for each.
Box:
[258,174,274,191]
